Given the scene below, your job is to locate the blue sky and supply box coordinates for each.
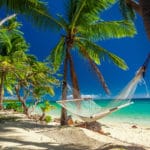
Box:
[16,1,150,99]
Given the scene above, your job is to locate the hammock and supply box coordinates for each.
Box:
[57,54,150,122]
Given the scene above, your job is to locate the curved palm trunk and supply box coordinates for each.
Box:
[140,0,150,39]
[126,0,141,15]
[60,51,68,125]
[89,60,110,95]
[0,72,5,110]
[80,48,110,94]
[15,86,29,117]
[68,51,81,99]
[68,51,81,109]
[126,0,150,39]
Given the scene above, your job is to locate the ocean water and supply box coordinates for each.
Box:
[46,98,150,126]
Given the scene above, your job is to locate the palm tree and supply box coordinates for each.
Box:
[48,0,137,125]
[0,18,59,112]
[0,18,29,109]
[119,0,150,39]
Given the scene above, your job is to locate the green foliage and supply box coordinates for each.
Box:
[48,0,137,94]
[67,0,116,27]
[119,0,136,20]
[49,0,136,72]
[4,99,19,102]
[49,37,65,71]
[0,0,61,30]
[5,101,23,112]
[40,101,55,113]
[44,115,52,123]
[78,20,136,41]
[77,40,128,70]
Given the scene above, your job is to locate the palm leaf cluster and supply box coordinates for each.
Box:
[119,0,136,20]
[0,0,61,29]
[119,0,150,39]
[49,0,137,94]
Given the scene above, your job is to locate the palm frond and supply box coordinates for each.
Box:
[0,0,62,30]
[48,37,65,71]
[76,39,128,70]
[119,0,136,20]
[72,0,116,26]
[0,30,12,55]
[78,20,136,41]
[70,0,87,33]
[76,40,110,94]
[66,0,116,31]
[57,14,68,31]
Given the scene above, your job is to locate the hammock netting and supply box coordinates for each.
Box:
[57,66,145,122]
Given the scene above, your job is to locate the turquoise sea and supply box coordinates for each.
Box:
[46,98,150,126]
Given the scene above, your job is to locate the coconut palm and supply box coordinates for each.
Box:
[119,0,150,39]
[48,0,137,125]
[0,18,29,109]
[0,19,59,112]
[0,19,27,109]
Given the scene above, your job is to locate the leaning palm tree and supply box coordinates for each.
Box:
[119,0,150,39]
[49,0,136,125]
[0,18,29,109]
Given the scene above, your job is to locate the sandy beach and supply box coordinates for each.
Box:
[0,110,150,150]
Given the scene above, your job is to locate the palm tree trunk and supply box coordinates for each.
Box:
[89,59,110,94]
[15,86,29,117]
[0,72,5,110]
[126,0,150,39]
[126,0,141,15]
[80,48,110,94]
[68,51,81,99]
[139,0,150,39]
[60,51,68,125]
[68,51,81,109]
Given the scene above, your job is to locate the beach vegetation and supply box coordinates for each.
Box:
[44,115,52,123]
[48,0,137,125]
[5,101,23,112]
[0,18,28,110]
[0,18,59,118]
[40,100,55,121]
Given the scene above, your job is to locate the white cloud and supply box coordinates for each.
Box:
[66,94,102,99]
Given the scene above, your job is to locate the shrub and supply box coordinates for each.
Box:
[44,115,52,123]
[5,102,23,112]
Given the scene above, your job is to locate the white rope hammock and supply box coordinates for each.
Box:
[57,65,147,122]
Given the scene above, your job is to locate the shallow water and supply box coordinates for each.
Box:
[47,98,150,126]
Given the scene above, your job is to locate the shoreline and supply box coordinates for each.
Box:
[0,110,150,150]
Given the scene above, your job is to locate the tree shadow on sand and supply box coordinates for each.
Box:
[0,118,148,150]
[0,137,90,150]
[0,137,147,150]
[97,144,147,150]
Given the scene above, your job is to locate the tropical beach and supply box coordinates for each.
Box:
[0,0,150,150]
[0,105,150,150]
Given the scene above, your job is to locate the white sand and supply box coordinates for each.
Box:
[101,122,150,148]
[0,111,150,150]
